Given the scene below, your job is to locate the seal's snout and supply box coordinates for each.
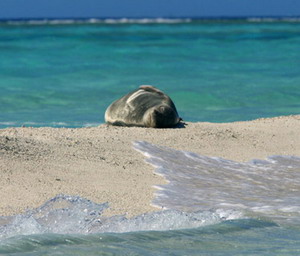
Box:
[151,105,179,128]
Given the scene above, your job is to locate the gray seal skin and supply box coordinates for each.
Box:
[105,85,181,128]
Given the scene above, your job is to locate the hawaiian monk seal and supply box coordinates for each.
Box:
[105,85,181,128]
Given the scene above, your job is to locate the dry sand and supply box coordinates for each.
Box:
[0,115,299,217]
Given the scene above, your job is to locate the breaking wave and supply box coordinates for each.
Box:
[0,18,192,26]
[133,141,300,224]
[1,141,299,240]
[0,195,241,240]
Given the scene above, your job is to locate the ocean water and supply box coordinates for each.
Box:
[1,18,300,255]
[0,18,300,128]
[1,141,300,255]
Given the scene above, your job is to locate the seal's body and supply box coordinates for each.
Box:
[105,85,180,128]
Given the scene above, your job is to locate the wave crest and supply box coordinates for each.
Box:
[0,195,241,240]
[0,18,192,26]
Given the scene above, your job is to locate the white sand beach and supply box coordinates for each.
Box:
[0,115,299,217]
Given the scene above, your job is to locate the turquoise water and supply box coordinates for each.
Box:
[1,18,300,255]
[1,222,300,255]
[0,18,300,128]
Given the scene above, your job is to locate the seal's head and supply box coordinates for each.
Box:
[144,104,180,128]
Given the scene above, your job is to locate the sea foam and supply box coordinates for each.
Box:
[1,18,192,26]
[134,141,300,224]
[0,195,240,240]
[1,141,299,240]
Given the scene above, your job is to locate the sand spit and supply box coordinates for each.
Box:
[0,115,299,217]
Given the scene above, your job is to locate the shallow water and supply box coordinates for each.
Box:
[1,141,300,255]
[1,18,300,255]
[1,18,300,128]
[134,141,300,225]
[2,223,300,256]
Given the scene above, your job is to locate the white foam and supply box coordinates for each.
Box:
[247,17,300,23]
[0,122,17,126]
[103,18,192,24]
[133,141,300,224]
[2,18,192,26]
[2,141,299,239]
[0,195,241,240]
[0,121,101,128]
